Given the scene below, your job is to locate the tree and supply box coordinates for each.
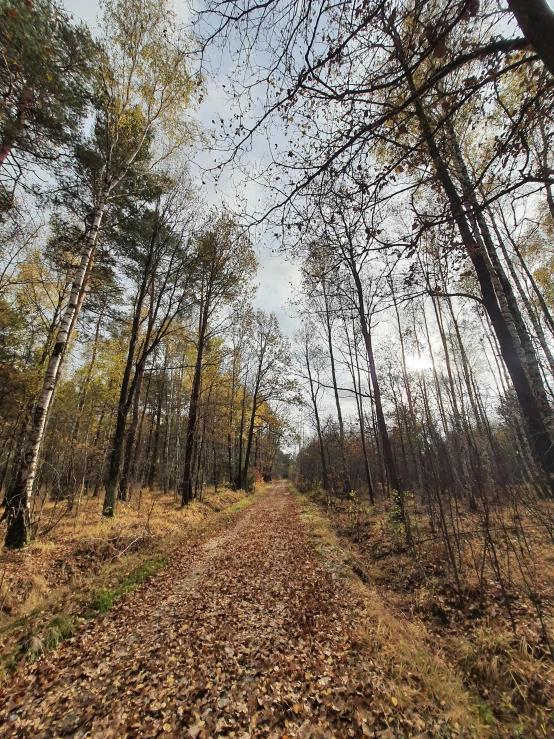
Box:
[180,216,256,504]
[102,177,198,517]
[293,319,330,495]
[239,310,294,490]
[4,0,200,548]
[308,262,352,496]
[507,0,554,77]
[0,0,94,206]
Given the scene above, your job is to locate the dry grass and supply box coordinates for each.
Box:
[290,487,485,737]
[0,483,265,680]
[351,580,486,736]
[301,490,554,737]
[0,486,251,619]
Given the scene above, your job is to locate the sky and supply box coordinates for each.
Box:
[62,0,301,339]
[60,0,517,435]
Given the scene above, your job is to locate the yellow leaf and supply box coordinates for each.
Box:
[391,696,398,707]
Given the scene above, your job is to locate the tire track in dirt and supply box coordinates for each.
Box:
[0,483,389,738]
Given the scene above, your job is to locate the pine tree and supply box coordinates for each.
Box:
[0,0,94,207]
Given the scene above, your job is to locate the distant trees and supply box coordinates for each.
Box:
[293,320,330,495]
[180,216,256,505]
[238,310,292,490]
[0,0,290,549]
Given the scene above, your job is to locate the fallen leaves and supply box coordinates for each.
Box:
[0,484,473,737]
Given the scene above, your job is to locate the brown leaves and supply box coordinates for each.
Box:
[0,485,474,737]
[1,488,358,736]
[187,721,204,737]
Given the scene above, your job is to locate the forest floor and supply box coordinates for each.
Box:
[305,490,554,738]
[0,482,488,738]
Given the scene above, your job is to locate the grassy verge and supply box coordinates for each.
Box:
[88,557,167,615]
[225,487,265,516]
[2,556,169,675]
[0,485,266,682]
[291,486,487,737]
[301,488,554,737]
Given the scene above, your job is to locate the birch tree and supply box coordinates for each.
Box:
[3,0,200,547]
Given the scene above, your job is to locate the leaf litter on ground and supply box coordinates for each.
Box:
[0,482,479,738]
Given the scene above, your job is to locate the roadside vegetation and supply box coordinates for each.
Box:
[0,483,264,682]
[292,485,554,736]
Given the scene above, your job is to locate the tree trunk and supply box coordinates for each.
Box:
[491,213,554,380]
[235,380,248,490]
[242,372,262,490]
[391,284,424,494]
[347,253,408,530]
[448,129,554,431]
[0,87,32,171]
[181,302,209,505]
[430,291,473,500]
[64,303,105,500]
[402,57,554,490]
[119,364,145,501]
[103,218,160,515]
[321,278,351,494]
[345,322,374,504]
[507,0,554,77]
[4,202,105,547]
[227,355,237,486]
[103,330,141,515]
[148,381,164,491]
[305,341,329,493]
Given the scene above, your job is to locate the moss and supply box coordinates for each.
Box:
[477,700,496,726]
[226,489,264,515]
[90,557,166,615]
[3,613,78,673]
[226,497,254,514]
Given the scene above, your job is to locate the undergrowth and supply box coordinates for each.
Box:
[291,485,487,737]
[2,559,167,677]
[297,486,554,737]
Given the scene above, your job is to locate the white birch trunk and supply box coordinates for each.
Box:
[4,201,105,547]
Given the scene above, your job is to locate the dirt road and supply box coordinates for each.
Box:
[0,484,382,738]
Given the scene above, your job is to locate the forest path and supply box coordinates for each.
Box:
[0,483,379,738]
